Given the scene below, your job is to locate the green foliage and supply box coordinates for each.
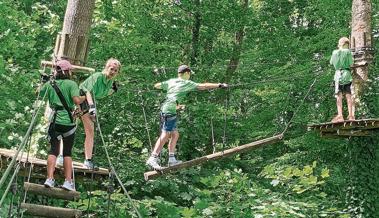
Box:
[0,0,378,217]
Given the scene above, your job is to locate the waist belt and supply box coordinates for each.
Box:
[48,126,76,141]
[161,113,177,121]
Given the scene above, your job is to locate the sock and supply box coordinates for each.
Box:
[151,153,158,158]
[169,153,176,160]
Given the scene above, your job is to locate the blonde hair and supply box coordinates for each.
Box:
[338,37,350,48]
[105,58,121,70]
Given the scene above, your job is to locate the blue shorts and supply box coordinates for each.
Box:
[160,113,177,132]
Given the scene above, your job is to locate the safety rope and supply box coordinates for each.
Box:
[139,90,153,151]
[0,86,47,206]
[6,170,17,217]
[281,74,321,135]
[18,74,46,217]
[222,87,230,151]
[19,134,34,218]
[123,69,313,95]
[210,117,216,153]
[94,105,142,218]
[86,94,98,218]
[119,56,327,71]
[106,172,115,218]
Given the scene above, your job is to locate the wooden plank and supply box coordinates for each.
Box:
[144,134,283,181]
[41,60,95,73]
[21,203,81,218]
[320,129,371,137]
[0,148,109,176]
[24,182,80,201]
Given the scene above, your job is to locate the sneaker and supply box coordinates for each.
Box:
[83,160,99,170]
[146,156,164,170]
[168,158,183,167]
[56,155,64,166]
[44,178,55,188]
[62,180,76,191]
[331,115,344,123]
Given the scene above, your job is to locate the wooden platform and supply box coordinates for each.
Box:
[0,148,109,177]
[307,119,379,138]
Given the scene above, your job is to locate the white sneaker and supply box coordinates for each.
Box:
[168,158,183,167]
[56,155,64,166]
[44,178,55,188]
[62,180,76,191]
[146,156,164,170]
[83,160,99,170]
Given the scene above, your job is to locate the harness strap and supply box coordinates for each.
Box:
[50,80,74,123]
[47,125,76,141]
[56,126,76,141]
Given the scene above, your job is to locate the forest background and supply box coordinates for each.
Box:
[0,0,379,217]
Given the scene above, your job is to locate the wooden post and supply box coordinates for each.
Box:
[54,0,96,66]
[21,203,82,218]
[24,182,80,201]
[144,134,283,181]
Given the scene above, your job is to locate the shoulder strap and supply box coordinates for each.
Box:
[50,80,74,123]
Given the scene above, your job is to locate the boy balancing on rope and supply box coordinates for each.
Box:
[79,58,121,169]
[330,37,355,123]
[39,60,85,191]
[146,65,228,170]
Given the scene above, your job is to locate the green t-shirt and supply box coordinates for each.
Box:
[330,48,354,85]
[79,72,113,99]
[40,80,80,126]
[160,78,199,114]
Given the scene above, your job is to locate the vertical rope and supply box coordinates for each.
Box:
[222,87,230,151]
[210,117,216,153]
[139,91,153,151]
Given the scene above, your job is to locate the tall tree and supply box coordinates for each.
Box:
[54,0,96,66]
[347,0,377,217]
[225,0,249,82]
[190,0,201,66]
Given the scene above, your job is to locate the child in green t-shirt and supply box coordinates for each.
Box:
[79,58,121,169]
[330,37,355,123]
[39,60,85,191]
[146,65,228,170]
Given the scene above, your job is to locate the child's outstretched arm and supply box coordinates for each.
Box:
[197,83,228,91]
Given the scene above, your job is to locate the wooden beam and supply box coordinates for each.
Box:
[320,129,371,137]
[41,60,95,73]
[0,148,109,177]
[144,134,283,181]
[21,203,82,218]
[24,182,80,201]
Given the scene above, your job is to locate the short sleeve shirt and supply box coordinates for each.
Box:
[330,48,354,85]
[40,80,80,125]
[79,72,113,99]
[160,78,199,114]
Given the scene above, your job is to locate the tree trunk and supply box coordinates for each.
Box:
[190,0,201,66]
[347,1,378,217]
[225,0,249,82]
[351,0,373,114]
[54,0,96,66]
